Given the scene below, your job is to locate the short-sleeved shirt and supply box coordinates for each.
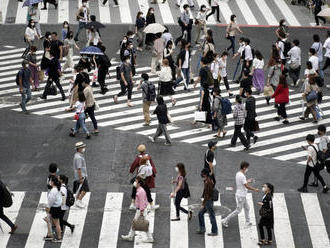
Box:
[318,136,329,152]
[50,40,64,59]
[311,42,323,62]
[120,63,132,82]
[252,58,264,69]
[48,58,60,79]
[309,56,319,71]
[323,37,330,58]
[235,171,247,197]
[27,53,37,64]
[19,68,31,88]
[204,150,216,171]
[73,152,88,180]
[219,58,227,77]
[75,101,84,114]
[307,144,318,167]
[199,66,208,85]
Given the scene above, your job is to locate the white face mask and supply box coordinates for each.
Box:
[83,3,87,7]
[31,23,35,27]
[245,168,248,173]
[175,167,179,172]
[81,148,86,153]
[133,181,137,188]
[126,59,130,64]
[64,24,68,28]
[122,39,127,43]
[262,186,267,193]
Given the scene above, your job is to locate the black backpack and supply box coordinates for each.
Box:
[281,40,291,58]
[0,180,13,208]
[65,187,75,207]
[143,82,156,102]
[182,178,190,198]
[16,69,24,86]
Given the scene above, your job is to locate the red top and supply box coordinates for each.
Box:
[271,84,289,104]
[129,153,157,189]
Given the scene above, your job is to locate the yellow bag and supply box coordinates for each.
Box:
[264,85,274,97]
[38,70,44,81]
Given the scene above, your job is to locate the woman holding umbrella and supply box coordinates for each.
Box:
[145,8,156,49]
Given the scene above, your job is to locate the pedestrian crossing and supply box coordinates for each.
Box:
[0,47,329,165]
[0,0,314,26]
[1,191,330,248]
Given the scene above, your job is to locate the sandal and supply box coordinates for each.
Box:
[265,240,272,245]
[257,240,266,245]
[213,135,221,138]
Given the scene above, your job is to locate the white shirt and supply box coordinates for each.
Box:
[235,171,248,197]
[60,185,69,211]
[288,46,301,65]
[307,144,318,167]
[210,61,219,79]
[219,58,227,77]
[237,43,245,56]
[82,7,88,23]
[244,45,253,61]
[278,39,286,59]
[182,50,189,69]
[196,11,207,22]
[309,55,319,71]
[25,27,37,41]
[47,187,62,208]
[252,58,264,69]
[88,31,100,46]
[157,66,172,82]
[323,37,330,58]
[311,42,323,62]
[75,101,85,113]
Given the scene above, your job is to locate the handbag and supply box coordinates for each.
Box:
[38,70,44,81]
[194,111,207,122]
[263,85,274,97]
[132,215,149,232]
[47,83,57,96]
[94,102,99,111]
[259,207,272,218]
[212,188,219,201]
[306,90,317,102]
[252,120,260,132]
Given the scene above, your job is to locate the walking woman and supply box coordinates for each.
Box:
[200,76,213,128]
[212,88,227,138]
[44,176,62,242]
[226,14,243,55]
[300,75,320,123]
[194,5,208,45]
[62,31,79,73]
[257,183,274,246]
[158,59,176,106]
[61,21,70,41]
[170,163,192,221]
[210,53,220,90]
[69,92,91,139]
[145,8,156,49]
[26,46,39,91]
[206,0,220,22]
[22,19,39,58]
[272,75,289,124]
[265,59,281,104]
[219,51,233,96]
[163,40,176,80]
[275,19,289,39]
[135,11,146,51]
[250,50,265,94]
[58,175,75,234]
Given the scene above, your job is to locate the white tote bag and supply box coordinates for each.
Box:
[194,111,207,122]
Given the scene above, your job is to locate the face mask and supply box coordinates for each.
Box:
[56,168,60,174]
[31,23,35,27]
[64,24,68,28]
[234,18,237,22]
[245,168,248,173]
[81,148,86,153]
[202,8,206,12]
[48,35,51,39]
[133,181,137,187]
[262,186,267,193]
[122,39,127,43]
[150,11,154,14]
[175,167,179,172]
[126,59,130,64]
[83,3,87,7]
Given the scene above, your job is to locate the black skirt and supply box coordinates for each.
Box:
[50,207,62,219]
[159,81,174,96]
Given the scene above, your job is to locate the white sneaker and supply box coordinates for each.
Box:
[144,237,154,243]
[113,4,119,7]
[245,222,252,227]
[75,199,85,208]
[150,204,160,210]
[129,203,136,210]
[148,136,155,142]
[221,219,228,228]
[121,234,134,241]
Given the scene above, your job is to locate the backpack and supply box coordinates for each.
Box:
[220,98,232,115]
[143,82,156,102]
[16,69,24,86]
[310,145,325,170]
[206,67,214,86]
[65,187,75,207]
[281,40,291,58]
[204,44,214,64]
[138,162,153,177]
[0,180,13,208]
[182,178,191,198]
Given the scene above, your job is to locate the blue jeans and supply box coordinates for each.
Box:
[198,200,218,234]
[20,87,31,112]
[74,112,89,134]
[74,22,86,41]
[227,36,235,55]
[175,68,190,89]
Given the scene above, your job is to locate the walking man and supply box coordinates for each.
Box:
[73,142,90,208]
[137,73,154,126]
[17,60,33,114]
[222,161,259,228]
[244,89,258,145]
[206,0,221,23]
[75,0,90,42]
[197,168,218,236]
[83,79,98,134]
[175,5,193,45]
[0,180,18,234]
[204,141,217,184]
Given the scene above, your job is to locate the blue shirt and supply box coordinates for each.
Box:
[19,68,31,88]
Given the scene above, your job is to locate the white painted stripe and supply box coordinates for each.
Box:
[301,194,330,248]
[274,0,300,26]
[138,0,149,15]
[134,193,156,247]
[98,0,111,24]
[254,0,278,25]
[273,193,295,248]
[58,0,70,24]
[238,193,258,248]
[119,0,132,24]
[205,193,223,248]
[0,192,25,248]
[274,151,307,161]
[4,46,17,49]
[61,192,91,248]
[24,192,48,248]
[158,1,175,24]
[170,197,189,248]
[0,0,10,24]
[235,0,258,25]
[136,125,180,135]
[15,1,28,24]
[218,1,233,24]
[98,193,123,248]
[196,0,215,24]
[0,50,43,61]
[39,4,48,24]
[0,48,25,55]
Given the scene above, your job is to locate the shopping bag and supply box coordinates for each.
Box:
[194,111,207,122]
[132,216,149,232]
[263,85,274,97]
[38,70,44,81]
[94,102,100,111]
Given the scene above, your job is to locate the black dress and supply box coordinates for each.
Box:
[259,193,274,228]
[201,84,213,124]
[145,14,156,46]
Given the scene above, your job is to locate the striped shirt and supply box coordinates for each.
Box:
[233,103,246,125]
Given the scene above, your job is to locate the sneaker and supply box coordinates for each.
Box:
[222,220,228,228]
[150,204,160,210]
[143,123,150,126]
[52,238,62,243]
[39,96,47,100]
[274,116,280,121]
[312,120,318,124]
[129,203,136,210]
[297,187,308,193]
[208,232,218,236]
[244,145,250,151]
[41,7,47,10]
[323,186,329,193]
[75,199,85,208]
[121,234,134,241]
[299,116,306,121]
[196,230,205,234]
[92,82,98,87]
[164,142,172,146]
[113,4,119,7]
[188,210,193,221]
[127,102,134,107]
[86,134,91,139]
[144,237,154,243]
[245,222,252,227]
[9,225,18,234]
[282,120,289,124]
[148,136,155,142]
[43,236,53,241]
[253,136,258,144]
[70,225,75,233]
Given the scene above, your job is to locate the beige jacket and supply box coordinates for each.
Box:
[83,86,95,108]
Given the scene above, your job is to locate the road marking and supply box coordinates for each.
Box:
[98,193,123,248]
[254,0,278,25]
[39,4,48,24]
[138,0,149,15]
[301,193,330,248]
[196,0,215,24]
[273,193,295,248]
[58,0,70,24]
[0,48,25,55]
[24,192,47,248]
[15,1,28,24]
[235,0,258,25]
[98,0,111,24]
[0,0,10,24]
[0,192,25,248]
[61,192,91,248]
[119,0,132,24]
[218,0,233,24]
[170,197,189,248]
[274,0,300,26]
[238,193,258,248]
[158,1,175,24]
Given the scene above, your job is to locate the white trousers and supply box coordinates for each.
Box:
[224,195,250,223]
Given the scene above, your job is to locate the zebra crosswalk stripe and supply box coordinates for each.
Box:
[58,0,70,24]
[15,1,27,24]
[235,0,258,25]
[170,197,189,248]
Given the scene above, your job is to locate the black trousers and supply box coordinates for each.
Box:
[103,0,118,4]
[277,103,287,119]
[59,210,73,231]
[223,76,230,91]
[174,190,188,217]
[315,8,326,25]
[288,66,301,85]
[231,124,249,147]
[42,77,65,99]
[303,165,326,188]
[131,183,153,203]
[244,118,255,144]
[43,0,56,8]
[238,60,252,81]
[97,67,108,91]
[117,80,133,100]
[175,26,192,44]
[258,221,272,241]
[0,206,15,229]
[206,6,220,21]
[85,105,97,130]
[322,57,330,71]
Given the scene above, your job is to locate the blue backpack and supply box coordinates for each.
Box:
[220,98,232,115]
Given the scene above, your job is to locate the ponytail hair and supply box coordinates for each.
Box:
[49,175,61,191]
[266,183,274,197]
[59,174,69,186]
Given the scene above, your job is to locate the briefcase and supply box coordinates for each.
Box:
[132,216,149,232]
